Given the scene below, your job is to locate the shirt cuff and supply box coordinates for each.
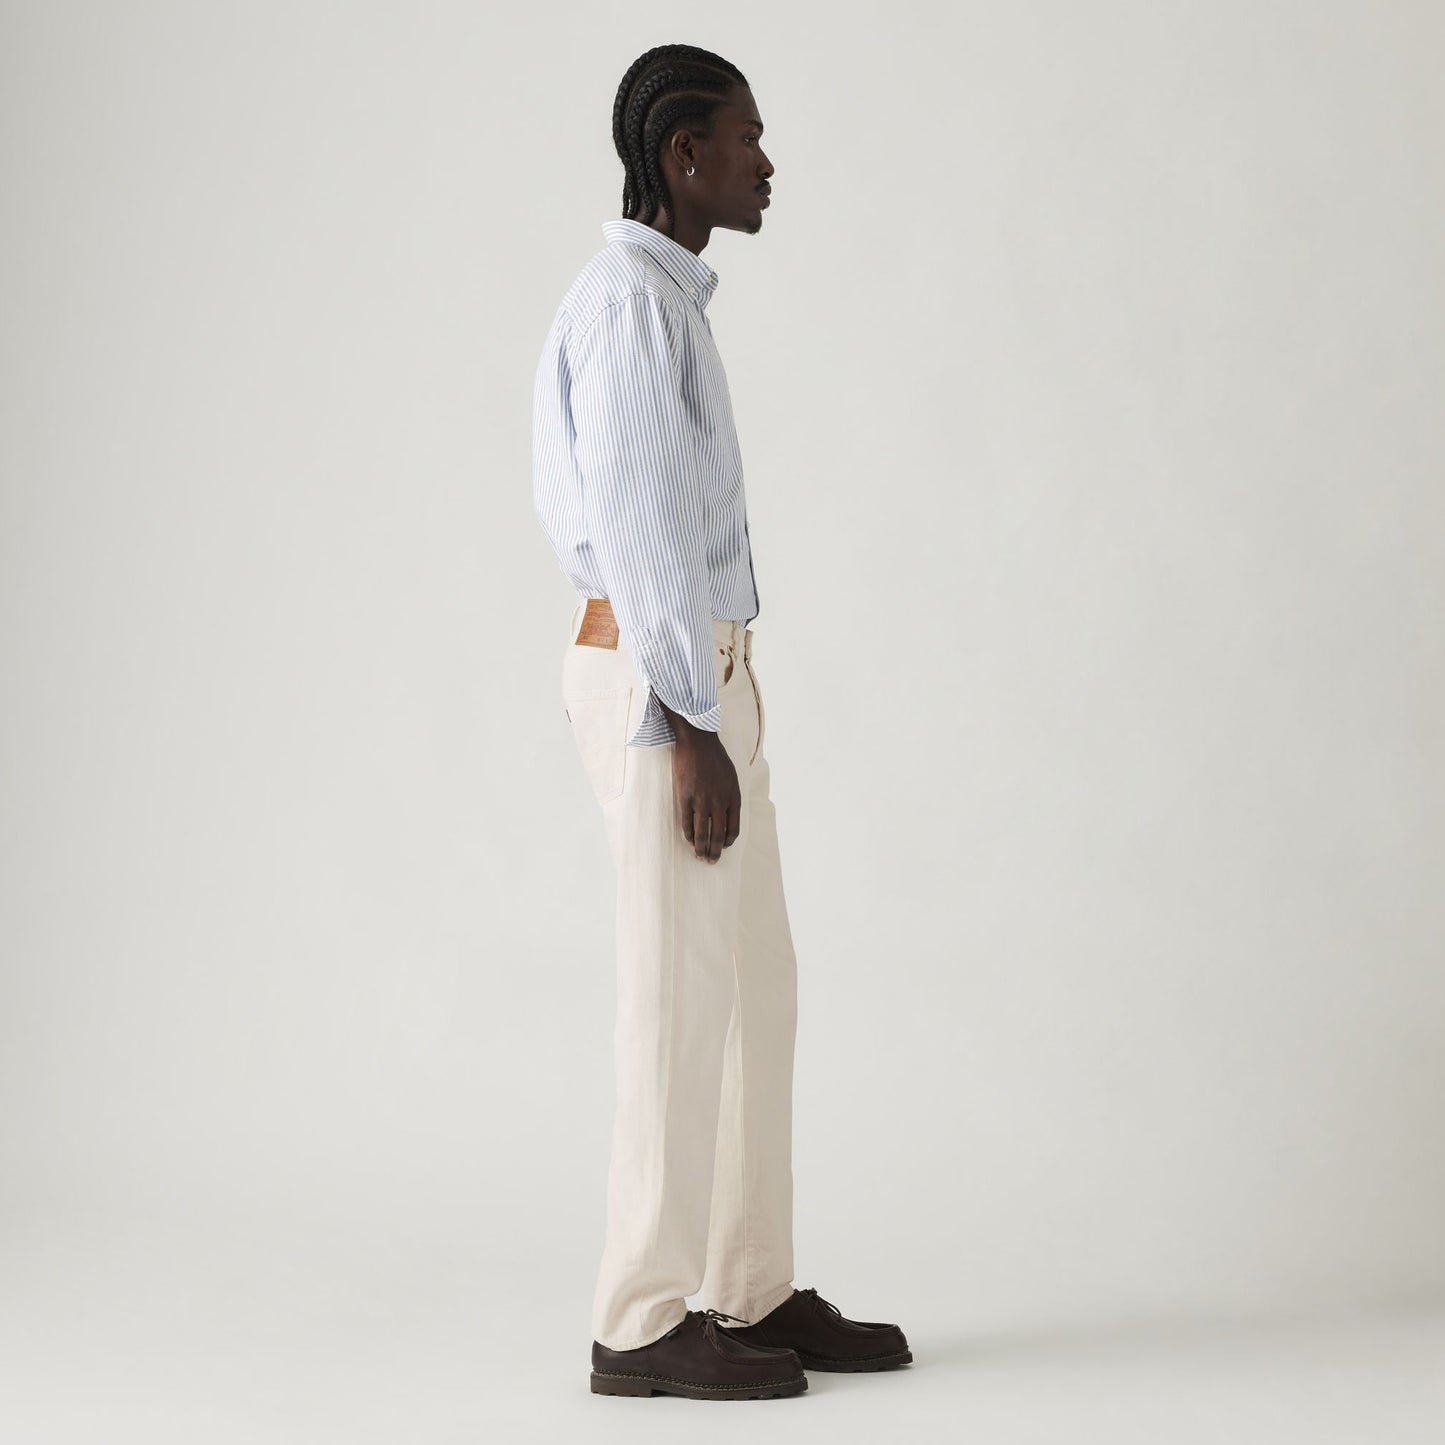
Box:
[627,684,723,747]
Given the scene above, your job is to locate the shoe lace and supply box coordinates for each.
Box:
[697,1306,752,1345]
[798,1285,844,1320]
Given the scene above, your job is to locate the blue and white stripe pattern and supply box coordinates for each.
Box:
[532,217,760,747]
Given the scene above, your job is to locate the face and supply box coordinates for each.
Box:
[677,85,774,234]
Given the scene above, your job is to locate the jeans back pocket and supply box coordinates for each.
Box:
[562,685,632,804]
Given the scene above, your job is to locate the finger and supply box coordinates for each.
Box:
[722,795,740,848]
[692,804,712,860]
[707,809,725,862]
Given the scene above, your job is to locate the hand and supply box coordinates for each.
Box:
[666,716,740,863]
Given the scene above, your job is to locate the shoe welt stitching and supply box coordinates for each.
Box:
[591,1369,801,1391]
[798,1347,909,1363]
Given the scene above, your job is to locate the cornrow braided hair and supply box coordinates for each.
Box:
[612,44,749,231]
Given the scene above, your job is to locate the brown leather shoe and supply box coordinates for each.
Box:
[590,1308,809,1399]
[718,1286,912,1372]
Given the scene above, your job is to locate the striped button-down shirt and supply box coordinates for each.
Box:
[532,217,760,747]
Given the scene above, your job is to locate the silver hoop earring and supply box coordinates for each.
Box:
[686,166,695,177]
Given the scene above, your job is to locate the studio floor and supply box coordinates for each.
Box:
[3,1205,1442,1445]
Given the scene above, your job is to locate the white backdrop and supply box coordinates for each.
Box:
[2,3,1442,1441]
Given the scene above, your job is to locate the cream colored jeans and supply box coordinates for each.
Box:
[561,599,799,1351]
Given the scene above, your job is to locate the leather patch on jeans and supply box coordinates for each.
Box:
[575,597,619,649]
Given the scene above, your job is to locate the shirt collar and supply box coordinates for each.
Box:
[602,217,720,311]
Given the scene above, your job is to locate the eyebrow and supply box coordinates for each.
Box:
[742,119,765,133]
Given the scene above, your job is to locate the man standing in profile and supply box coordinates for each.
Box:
[531,43,911,1402]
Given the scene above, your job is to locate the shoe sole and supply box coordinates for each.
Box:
[795,1348,913,1372]
[590,1370,808,1399]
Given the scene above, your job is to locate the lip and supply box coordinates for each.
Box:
[757,190,771,206]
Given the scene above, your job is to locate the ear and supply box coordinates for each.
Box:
[666,127,698,174]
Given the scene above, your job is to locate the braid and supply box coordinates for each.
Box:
[612,45,748,230]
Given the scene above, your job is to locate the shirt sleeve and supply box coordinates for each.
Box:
[569,290,720,746]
